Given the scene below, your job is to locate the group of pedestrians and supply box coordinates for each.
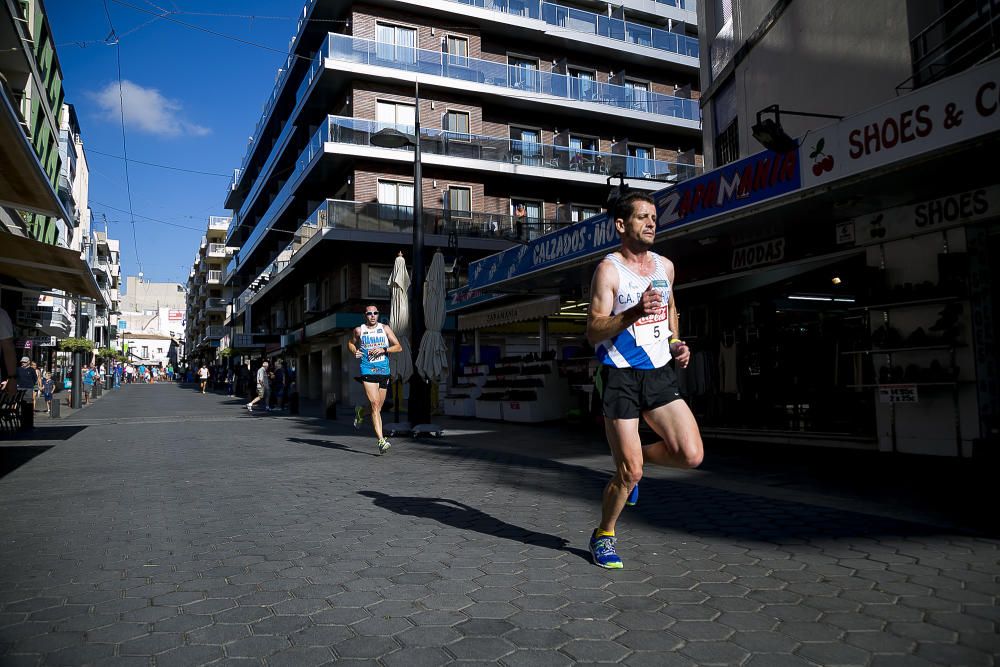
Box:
[244,359,294,413]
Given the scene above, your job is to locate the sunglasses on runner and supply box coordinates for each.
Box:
[365,311,379,316]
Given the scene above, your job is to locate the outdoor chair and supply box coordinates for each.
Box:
[0,390,26,434]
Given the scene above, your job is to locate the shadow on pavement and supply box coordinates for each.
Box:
[0,445,52,479]
[288,437,380,457]
[359,490,592,562]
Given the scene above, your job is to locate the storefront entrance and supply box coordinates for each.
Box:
[679,255,876,440]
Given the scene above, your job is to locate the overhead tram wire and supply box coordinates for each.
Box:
[86,148,230,177]
[102,0,143,276]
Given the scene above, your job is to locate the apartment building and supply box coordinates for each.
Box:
[223,0,704,406]
[464,0,999,455]
[185,216,232,362]
[1,2,103,368]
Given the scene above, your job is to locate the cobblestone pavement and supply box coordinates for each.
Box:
[0,384,997,666]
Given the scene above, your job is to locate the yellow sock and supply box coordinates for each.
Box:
[595,529,615,538]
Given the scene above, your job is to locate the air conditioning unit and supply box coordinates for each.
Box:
[304,282,319,313]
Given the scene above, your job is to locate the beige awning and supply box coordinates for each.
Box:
[457,295,561,331]
[0,232,103,301]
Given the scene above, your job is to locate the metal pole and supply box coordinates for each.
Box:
[409,80,431,426]
[72,297,82,409]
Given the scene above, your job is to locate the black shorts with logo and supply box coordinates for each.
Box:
[357,374,391,389]
[600,364,682,420]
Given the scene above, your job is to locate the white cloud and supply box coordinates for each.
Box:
[90,80,210,138]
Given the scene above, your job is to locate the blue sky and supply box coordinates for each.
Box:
[48,0,307,288]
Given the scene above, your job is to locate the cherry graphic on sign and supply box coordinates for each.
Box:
[809,138,835,176]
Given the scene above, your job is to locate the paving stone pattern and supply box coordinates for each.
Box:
[0,384,997,665]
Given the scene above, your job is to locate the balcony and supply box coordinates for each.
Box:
[233,115,701,272]
[205,297,227,311]
[209,216,231,231]
[204,325,226,340]
[325,33,700,121]
[327,115,701,182]
[235,197,570,315]
[207,243,228,258]
[448,0,698,60]
[207,270,223,284]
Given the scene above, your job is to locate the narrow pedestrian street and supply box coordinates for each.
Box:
[0,384,997,666]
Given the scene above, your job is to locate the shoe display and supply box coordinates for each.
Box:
[354,406,364,429]
[626,483,639,507]
[589,532,623,569]
[377,438,391,455]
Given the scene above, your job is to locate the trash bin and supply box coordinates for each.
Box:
[104,374,112,390]
[20,397,34,430]
[49,398,60,418]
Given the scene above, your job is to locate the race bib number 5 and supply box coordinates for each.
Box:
[632,280,669,346]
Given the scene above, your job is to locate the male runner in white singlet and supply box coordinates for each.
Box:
[349,305,402,454]
[585,192,704,568]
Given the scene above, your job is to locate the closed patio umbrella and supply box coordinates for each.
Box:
[388,252,413,384]
[415,250,449,382]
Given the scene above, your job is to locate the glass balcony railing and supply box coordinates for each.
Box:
[326,33,700,120]
[231,114,700,272]
[234,197,571,313]
[326,115,701,182]
[450,0,698,59]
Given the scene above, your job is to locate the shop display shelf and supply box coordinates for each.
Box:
[443,396,477,417]
[841,345,956,355]
[848,295,963,311]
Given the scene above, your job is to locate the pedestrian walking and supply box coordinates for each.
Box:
[247,361,270,413]
[585,191,704,569]
[226,367,235,397]
[349,305,401,454]
[198,364,210,394]
[41,372,54,414]
[272,361,286,410]
[81,365,95,405]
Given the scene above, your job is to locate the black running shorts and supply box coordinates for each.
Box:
[600,364,682,420]
[357,374,391,389]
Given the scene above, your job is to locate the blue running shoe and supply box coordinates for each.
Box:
[626,483,639,507]
[589,532,623,569]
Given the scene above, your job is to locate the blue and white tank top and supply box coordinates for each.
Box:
[359,324,390,375]
[595,252,674,370]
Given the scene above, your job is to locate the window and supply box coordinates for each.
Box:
[715,118,739,166]
[364,265,392,299]
[508,56,539,91]
[378,179,414,222]
[571,205,601,222]
[569,68,597,100]
[511,199,543,239]
[141,346,148,358]
[627,144,654,178]
[376,100,415,130]
[510,127,541,165]
[444,110,470,141]
[569,135,598,169]
[625,80,649,112]
[375,23,417,64]
[339,266,349,302]
[444,35,469,67]
[447,187,472,218]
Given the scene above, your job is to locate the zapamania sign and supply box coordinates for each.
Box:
[467,149,801,290]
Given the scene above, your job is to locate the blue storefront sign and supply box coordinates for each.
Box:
[466,148,802,291]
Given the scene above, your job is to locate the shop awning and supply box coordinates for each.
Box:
[0,83,71,220]
[0,232,103,301]
[457,295,561,330]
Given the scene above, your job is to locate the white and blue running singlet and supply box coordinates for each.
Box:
[596,252,674,370]
[359,324,390,375]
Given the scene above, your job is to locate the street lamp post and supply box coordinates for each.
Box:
[370,81,431,426]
